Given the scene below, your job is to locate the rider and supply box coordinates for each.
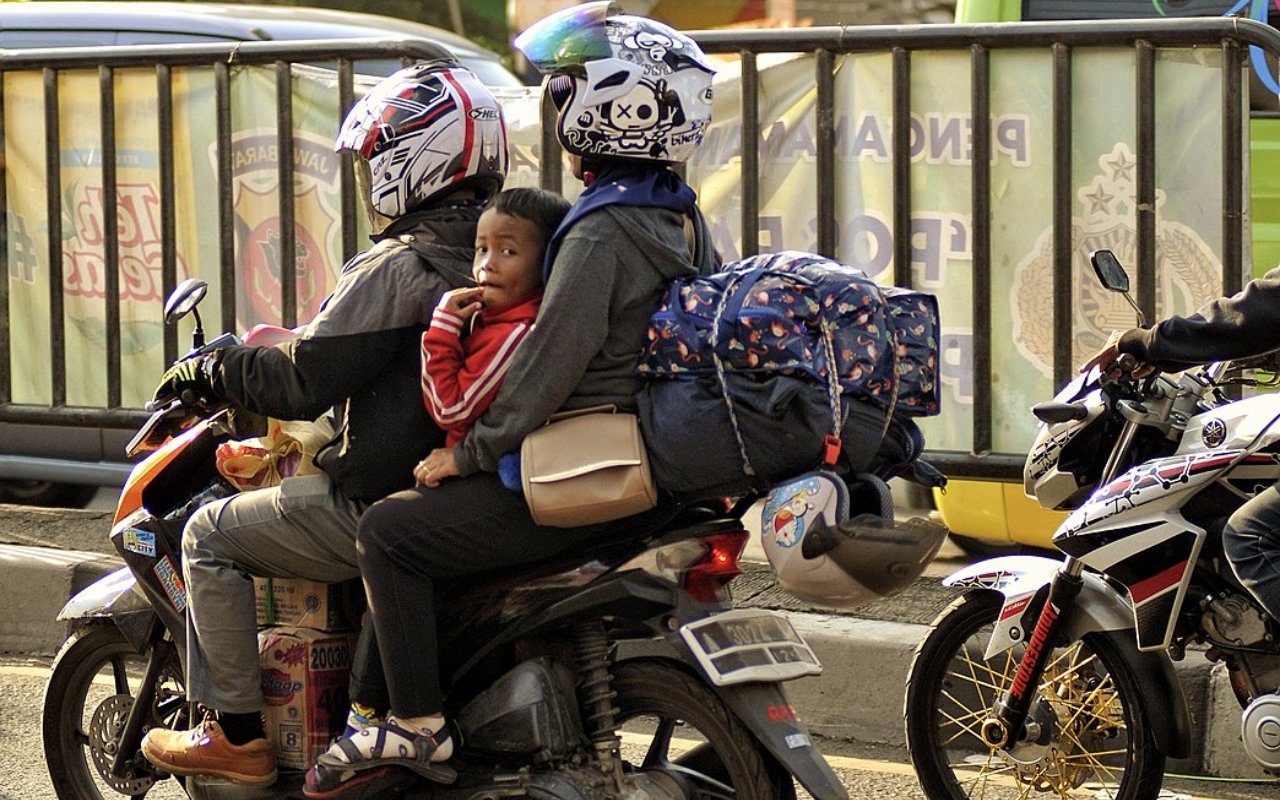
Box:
[138,60,508,788]
[303,4,720,796]
[1083,266,1280,627]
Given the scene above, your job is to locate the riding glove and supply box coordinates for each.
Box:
[153,352,223,406]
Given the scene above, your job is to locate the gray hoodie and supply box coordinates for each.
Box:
[455,203,717,475]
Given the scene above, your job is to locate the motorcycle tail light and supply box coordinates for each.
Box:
[682,531,749,603]
[624,529,750,603]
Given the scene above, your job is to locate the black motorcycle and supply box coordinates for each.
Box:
[42,278,847,800]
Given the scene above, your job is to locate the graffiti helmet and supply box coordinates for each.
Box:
[335,60,509,218]
[513,2,715,165]
[1023,371,1112,510]
[761,471,947,609]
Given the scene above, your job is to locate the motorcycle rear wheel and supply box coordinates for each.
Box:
[42,624,187,800]
[904,590,1164,800]
[613,660,796,800]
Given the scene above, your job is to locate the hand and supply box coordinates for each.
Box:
[1079,330,1123,375]
[438,287,485,323]
[1080,330,1154,379]
[414,447,459,488]
[153,353,220,407]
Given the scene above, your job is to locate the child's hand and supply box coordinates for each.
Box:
[437,287,485,322]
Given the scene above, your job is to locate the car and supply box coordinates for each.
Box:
[0,3,519,508]
[0,2,522,87]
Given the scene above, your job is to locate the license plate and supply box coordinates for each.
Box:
[679,609,822,686]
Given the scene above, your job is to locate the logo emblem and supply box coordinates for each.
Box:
[1202,418,1227,448]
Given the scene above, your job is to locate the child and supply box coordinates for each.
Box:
[414,187,571,485]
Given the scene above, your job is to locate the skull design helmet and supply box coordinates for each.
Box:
[514,2,715,165]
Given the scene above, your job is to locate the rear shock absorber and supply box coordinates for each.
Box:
[573,620,624,788]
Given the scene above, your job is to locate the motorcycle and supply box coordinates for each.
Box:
[42,278,848,800]
[904,249,1280,799]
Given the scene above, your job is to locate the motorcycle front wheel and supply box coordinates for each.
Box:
[42,623,187,800]
[613,660,796,800]
[904,590,1164,800]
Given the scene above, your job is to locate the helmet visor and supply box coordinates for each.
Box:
[514,1,616,73]
[350,157,394,236]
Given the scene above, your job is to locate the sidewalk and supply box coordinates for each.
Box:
[0,499,1263,780]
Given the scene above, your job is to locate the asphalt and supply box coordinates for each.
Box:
[0,495,1266,781]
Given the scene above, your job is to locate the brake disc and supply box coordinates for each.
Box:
[88,694,157,796]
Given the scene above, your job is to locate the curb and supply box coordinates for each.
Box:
[0,505,1265,780]
[0,543,121,656]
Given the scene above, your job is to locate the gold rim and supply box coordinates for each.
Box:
[936,622,1132,799]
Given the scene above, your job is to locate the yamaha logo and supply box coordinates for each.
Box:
[1202,418,1227,448]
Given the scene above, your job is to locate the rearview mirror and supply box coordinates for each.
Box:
[1088,249,1145,327]
[164,279,208,325]
[1090,250,1130,293]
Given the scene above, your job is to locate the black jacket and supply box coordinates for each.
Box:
[217,205,480,501]
[1119,265,1280,372]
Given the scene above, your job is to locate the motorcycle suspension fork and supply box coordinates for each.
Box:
[980,560,1084,750]
[111,632,177,779]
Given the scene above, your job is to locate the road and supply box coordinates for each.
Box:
[7,658,1278,800]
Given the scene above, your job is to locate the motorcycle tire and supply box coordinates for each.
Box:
[904,590,1164,800]
[42,623,186,800]
[612,660,796,800]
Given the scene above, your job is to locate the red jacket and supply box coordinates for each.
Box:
[421,292,542,446]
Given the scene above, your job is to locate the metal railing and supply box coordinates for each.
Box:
[4,19,1279,484]
[675,17,1272,480]
[0,38,448,431]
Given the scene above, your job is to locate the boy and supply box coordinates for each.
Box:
[415,187,571,484]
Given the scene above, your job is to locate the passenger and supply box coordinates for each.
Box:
[137,60,508,788]
[303,5,720,797]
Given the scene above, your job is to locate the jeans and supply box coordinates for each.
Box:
[1222,481,1280,622]
[182,473,365,713]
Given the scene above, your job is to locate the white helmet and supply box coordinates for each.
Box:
[335,61,508,218]
[513,2,715,164]
[762,471,947,609]
[1023,371,1110,510]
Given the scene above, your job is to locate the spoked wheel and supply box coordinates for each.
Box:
[905,591,1164,800]
[613,661,795,800]
[42,624,188,799]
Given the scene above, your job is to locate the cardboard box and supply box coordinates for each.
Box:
[253,577,360,631]
[259,626,357,770]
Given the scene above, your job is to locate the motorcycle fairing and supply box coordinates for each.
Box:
[1057,450,1246,539]
[1058,515,1205,651]
[944,556,1132,659]
[1176,392,1280,456]
[57,565,148,620]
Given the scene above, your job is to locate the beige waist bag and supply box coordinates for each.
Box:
[520,405,658,528]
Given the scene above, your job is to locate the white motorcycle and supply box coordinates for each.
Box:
[904,250,1280,799]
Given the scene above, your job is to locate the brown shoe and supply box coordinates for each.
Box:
[141,716,277,788]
